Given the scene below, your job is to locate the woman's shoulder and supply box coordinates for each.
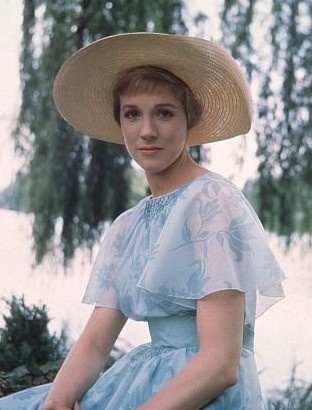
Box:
[111,197,147,226]
[175,170,265,237]
[182,171,247,209]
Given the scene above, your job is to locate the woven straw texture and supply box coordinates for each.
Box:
[53,32,252,146]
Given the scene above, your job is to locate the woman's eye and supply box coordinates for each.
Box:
[158,109,174,119]
[124,109,140,120]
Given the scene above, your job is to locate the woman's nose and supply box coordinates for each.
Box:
[139,116,157,139]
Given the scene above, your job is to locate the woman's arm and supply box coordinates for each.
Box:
[41,306,127,410]
[138,290,245,410]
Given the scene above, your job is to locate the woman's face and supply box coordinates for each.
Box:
[119,85,188,175]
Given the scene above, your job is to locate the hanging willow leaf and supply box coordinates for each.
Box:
[220,0,312,241]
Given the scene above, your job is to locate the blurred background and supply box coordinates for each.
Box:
[0,0,311,406]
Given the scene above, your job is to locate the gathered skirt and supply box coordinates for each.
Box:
[0,341,264,410]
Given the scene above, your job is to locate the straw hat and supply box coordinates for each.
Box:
[53,32,252,146]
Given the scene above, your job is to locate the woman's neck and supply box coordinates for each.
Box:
[145,154,208,198]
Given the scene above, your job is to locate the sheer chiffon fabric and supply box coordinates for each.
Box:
[0,172,284,409]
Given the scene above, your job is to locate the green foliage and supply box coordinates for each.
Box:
[0,361,64,397]
[0,295,67,396]
[16,0,188,264]
[0,343,125,397]
[0,181,25,212]
[0,296,67,373]
[267,368,312,410]
[220,0,312,241]
[220,0,256,79]
[255,0,312,240]
[0,296,125,397]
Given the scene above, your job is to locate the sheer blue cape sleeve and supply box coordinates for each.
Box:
[81,211,133,310]
[82,173,285,323]
[136,176,285,322]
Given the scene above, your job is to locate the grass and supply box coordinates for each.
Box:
[267,367,312,410]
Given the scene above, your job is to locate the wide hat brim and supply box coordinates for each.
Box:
[53,32,252,146]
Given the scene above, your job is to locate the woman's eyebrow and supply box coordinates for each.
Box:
[120,104,138,110]
[155,103,177,108]
[121,103,178,110]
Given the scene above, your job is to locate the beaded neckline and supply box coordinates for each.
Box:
[144,191,179,221]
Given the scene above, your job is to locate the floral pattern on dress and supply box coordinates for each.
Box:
[0,171,284,410]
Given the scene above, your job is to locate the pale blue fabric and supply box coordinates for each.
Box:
[0,172,285,409]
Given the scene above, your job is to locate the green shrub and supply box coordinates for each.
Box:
[0,296,125,397]
[0,295,67,396]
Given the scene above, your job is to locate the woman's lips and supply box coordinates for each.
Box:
[138,146,163,152]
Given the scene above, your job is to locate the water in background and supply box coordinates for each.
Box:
[1,208,311,400]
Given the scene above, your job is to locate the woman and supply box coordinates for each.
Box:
[0,32,285,410]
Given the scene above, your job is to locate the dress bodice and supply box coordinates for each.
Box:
[83,171,284,325]
[148,315,197,348]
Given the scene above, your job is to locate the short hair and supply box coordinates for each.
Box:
[112,65,202,130]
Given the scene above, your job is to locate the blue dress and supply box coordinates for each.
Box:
[0,172,285,410]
